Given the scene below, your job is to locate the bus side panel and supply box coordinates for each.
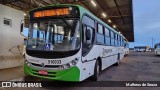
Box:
[112,47,118,64]
[101,46,124,70]
[101,56,113,70]
[120,47,125,60]
[80,45,100,81]
[101,46,115,70]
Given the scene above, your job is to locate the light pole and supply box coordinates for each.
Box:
[151,37,155,51]
[151,37,153,51]
[153,38,156,50]
[152,37,153,50]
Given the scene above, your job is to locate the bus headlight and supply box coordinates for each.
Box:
[25,60,31,66]
[27,63,31,66]
[71,60,77,65]
[66,63,71,68]
[59,58,79,70]
[71,59,78,65]
[25,60,28,64]
[59,65,65,69]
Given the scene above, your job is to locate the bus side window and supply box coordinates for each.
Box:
[110,31,114,46]
[117,35,119,46]
[82,15,95,56]
[83,25,87,43]
[122,38,124,47]
[118,35,121,46]
[82,25,95,56]
[117,34,119,46]
[115,34,118,46]
[104,28,110,45]
[83,25,94,44]
[96,24,105,45]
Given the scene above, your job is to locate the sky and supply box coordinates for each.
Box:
[130,0,160,48]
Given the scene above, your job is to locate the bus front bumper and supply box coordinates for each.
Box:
[24,64,80,81]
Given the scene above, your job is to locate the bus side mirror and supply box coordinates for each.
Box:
[20,23,24,32]
[86,29,91,40]
[20,20,28,38]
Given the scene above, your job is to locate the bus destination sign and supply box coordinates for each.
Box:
[33,8,70,18]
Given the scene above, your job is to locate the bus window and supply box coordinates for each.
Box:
[97,24,104,45]
[117,34,119,46]
[82,25,95,56]
[117,35,119,46]
[114,34,118,46]
[53,26,64,44]
[110,31,114,46]
[98,24,103,34]
[104,28,110,45]
[121,37,124,46]
[82,15,95,56]
[104,28,110,36]
[119,36,122,46]
[82,16,95,28]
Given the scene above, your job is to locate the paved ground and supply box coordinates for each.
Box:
[0,51,160,90]
[0,66,24,81]
[99,51,160,81]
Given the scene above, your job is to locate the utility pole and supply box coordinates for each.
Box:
[152,37,153,50]
[151,37,153,51]
[151,37,155,51]
[153,38,155,50]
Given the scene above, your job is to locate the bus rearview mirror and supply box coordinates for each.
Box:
[20,20,28,38]
[20,23,24,32]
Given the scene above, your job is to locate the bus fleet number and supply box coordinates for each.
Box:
[48,60,61,64]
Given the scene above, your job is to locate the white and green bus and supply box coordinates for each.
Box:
[21,4,127,81]
[155,43,160,55]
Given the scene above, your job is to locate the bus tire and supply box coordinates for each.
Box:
[91,60,100,81]
[115,54,120,66]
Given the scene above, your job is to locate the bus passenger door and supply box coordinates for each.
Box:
[81,15,96,80]
[81,24,96,80]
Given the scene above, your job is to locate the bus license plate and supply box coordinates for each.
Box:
[38,70,48,75]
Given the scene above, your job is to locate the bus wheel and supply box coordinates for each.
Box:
[115,54,120,66]
[91,60,100,81]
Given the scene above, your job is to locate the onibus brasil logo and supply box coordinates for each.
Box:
[1,82,42,88]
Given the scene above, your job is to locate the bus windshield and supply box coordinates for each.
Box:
[27,19,80,51]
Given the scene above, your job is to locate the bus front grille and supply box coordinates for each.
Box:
[31,63,60,68]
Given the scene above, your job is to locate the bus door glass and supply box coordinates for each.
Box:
[82,15,95,57]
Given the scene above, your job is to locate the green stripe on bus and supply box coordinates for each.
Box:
[24,64,80,81]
